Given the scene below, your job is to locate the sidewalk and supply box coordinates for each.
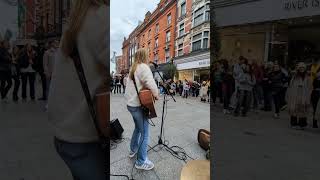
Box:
[110,93,210,180]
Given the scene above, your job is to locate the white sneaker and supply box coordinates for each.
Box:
[274,113,279,119]
[128,151,136,158]
[135,159,154,170]
[223,109,231,114]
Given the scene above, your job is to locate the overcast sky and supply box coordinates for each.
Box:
[110,0,159,72]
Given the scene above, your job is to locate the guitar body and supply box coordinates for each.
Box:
[139,89,157,119]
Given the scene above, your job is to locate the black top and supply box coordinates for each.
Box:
[269,71,287,92]
[19,51,37,70]
[313,77,320,90]
[0,47,12,72]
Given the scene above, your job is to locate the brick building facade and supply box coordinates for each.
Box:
[18,0,71,42]
[115,55,124,74]
[137,0,177,64]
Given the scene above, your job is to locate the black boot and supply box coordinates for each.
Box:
[313,119,318,128]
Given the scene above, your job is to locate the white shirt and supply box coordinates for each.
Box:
[48,5,108,143]
[125,63,158,107]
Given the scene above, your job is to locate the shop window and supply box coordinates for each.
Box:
[179,23,185,37]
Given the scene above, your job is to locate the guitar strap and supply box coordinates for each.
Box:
[70,46,108,146]
[132,75,144,106]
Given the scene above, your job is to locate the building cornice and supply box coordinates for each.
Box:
[213,0,260,8]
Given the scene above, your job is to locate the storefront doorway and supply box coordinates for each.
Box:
[288,25,320,68]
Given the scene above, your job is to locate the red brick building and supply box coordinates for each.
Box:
[137,0,177,64]
[115,55,123,74]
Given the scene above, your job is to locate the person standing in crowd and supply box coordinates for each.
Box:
[261,62,273,111]
[19,43,37,101]
[125,49,159,170]
[252,61,263,110]
[279,64,289,110]
[234,64,256,117]
[11,46,21,102]
[183,79,189,98]
[114,76,121,94]
[231,56,245,108]
[311,67,320,128]
[200,81,208,102]
[0,40,13,103]
[212,62,223,104]
[35,43,47,100]
[43,40,57,101]
[269,64,287,118]
[120,74,124,94]
[222,67,234,114]
[286,62,312,130]
[48,0,108,179]
[123,73,128,94]
[178,80,183,96]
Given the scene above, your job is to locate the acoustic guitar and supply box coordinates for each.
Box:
[139,89,157,119]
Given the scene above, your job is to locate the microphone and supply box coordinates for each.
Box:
[149,61,159,68]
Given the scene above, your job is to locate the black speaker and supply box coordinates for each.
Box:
[110,118,124,140]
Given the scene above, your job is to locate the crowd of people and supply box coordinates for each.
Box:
[212,56,320,130]
[0,39,58,104]
[111,71,211,103]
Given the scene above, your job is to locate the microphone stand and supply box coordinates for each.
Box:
[148,64,176,152]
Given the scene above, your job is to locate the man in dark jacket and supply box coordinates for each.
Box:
[34,43,47,100]
[0,40,13,102]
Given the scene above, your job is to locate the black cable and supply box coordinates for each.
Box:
[156,94,195,163]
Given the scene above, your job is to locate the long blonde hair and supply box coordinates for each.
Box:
[130,48,149,80]
[61,0,106,56]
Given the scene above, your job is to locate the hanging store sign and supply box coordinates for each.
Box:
[177,59,210,70]
[284,0,320,11]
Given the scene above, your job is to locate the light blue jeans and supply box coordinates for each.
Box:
[127,105,149,166]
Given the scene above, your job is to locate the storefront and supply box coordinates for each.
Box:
[174,50,210,82]
[215,0,320,67]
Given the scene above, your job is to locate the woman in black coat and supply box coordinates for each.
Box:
[19,44,37,101]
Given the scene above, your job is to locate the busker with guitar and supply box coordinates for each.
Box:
[125,48,159,170]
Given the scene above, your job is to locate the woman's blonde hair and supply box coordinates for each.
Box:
[61,0,105,56]
[129,48,149,80]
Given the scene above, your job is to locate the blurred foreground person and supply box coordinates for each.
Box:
[48,0,108,179]
[0,40,12,103]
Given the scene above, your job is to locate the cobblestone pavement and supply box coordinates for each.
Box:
[212,103,320,180]
[110,93,210,180]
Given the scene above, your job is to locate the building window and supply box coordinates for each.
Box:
[148,29,151,39]
[166,31,171,43]
[154,53,159,64]
[192,31,210,51]
[179,23,185,37]
[148,42,151,53]
[205,11,210,21]
[155,38,159,48]
[181,1,186,17]
[178,43,183,56]
[193,6,205,27]
[155,23,159,34]
[203,31,209,49]
[167,14,172,26]
[165,49,170,62]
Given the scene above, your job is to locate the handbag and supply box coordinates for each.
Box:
[110,118,124,140]
[132,76,153,118]
[197,129,210,151]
